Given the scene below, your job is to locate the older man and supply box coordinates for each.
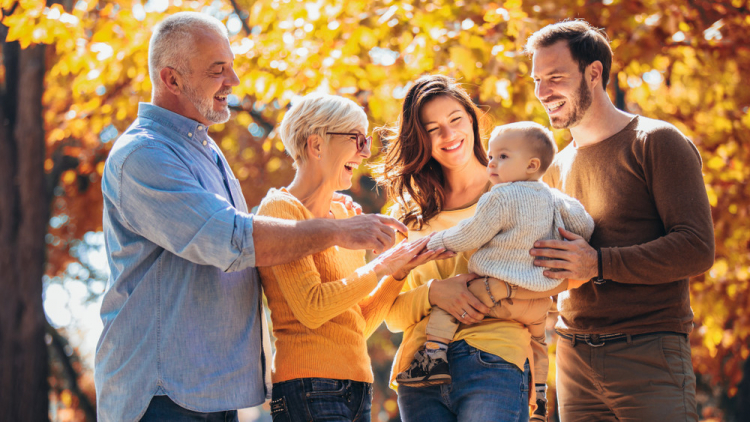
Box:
[95,12,405,422]
[526,20,714,422]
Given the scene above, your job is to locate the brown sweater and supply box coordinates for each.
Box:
[543,115,714,335]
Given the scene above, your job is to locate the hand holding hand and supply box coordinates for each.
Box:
[371,236,432,279]
[334,214,408,254]
[428,273,490,324]
[391,234,456,280]
[530,227,597,281]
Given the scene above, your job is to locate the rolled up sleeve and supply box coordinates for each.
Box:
[116,143,256,271]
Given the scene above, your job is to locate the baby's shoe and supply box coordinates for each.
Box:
[395,347,451,387]
[530,384,548,422]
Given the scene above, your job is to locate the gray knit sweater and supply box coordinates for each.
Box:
[427,181,595,292]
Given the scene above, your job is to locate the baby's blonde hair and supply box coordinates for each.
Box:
[490,122,557,172]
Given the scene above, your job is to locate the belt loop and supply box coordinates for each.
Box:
[626,334,632,344]
[570,334,576,347]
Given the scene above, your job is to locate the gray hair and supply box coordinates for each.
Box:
[148,12,228,90]
[280,94,369,167]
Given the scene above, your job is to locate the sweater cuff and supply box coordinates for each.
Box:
[427,232,445,251]
[379,275,409,301]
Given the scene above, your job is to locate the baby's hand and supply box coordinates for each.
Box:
[566,278,588,290]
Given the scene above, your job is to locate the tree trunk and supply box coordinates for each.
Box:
[0,32,50,421]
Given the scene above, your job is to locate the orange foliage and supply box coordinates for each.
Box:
[3,0,749,419]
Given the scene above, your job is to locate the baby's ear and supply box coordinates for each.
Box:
[527,157,541,174]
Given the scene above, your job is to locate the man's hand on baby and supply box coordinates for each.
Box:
[530,227,597,281]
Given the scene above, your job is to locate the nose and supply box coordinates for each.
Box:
[441,124,456,141]
[227,67,240,87]
[359,143,372,160]
[535,80,550,101]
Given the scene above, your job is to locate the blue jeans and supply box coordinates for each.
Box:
[140,395,239,421]
[270,378,373,422]
[397,340,530,422]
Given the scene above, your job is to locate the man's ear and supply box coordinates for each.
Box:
[587,61,603,90]
[306,134,323,160]
[159,67,183,96]
[527,157,541,174]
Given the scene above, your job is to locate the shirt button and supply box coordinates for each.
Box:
[188,133,193,137]
[197,125,204,131]
[202,140,207,146]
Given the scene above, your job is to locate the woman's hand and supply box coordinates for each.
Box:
[331,192,362,215]
[428,274,491,324]
[371,236,433,279]
[391,234,456,280]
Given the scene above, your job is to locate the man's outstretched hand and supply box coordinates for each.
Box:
[334,214,408,254]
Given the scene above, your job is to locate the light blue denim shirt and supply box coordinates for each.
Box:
[96,103,270,422]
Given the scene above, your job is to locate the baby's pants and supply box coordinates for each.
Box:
[426,278,552,385]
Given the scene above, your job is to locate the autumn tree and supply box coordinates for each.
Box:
[0,23,48,422]
[1,0,748,421]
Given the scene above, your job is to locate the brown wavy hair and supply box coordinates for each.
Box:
[374,75,488,229]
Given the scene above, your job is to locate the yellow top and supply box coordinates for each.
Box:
[386,203,533,390]
[257,188,404,384]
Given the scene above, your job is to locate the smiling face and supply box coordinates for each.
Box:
[532,41,593,129]
[487,134,539,184]
[322,129,371,191]
[420,96,476,171]
[180,30,239,125]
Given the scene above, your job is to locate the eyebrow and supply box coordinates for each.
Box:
[206,56,236,69]
[532,68,567,78]
[423,109,463,125]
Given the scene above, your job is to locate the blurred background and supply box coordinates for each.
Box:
[1,0,749,420]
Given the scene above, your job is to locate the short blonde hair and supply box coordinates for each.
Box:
[490,122,557,172]
[279,94,368,166]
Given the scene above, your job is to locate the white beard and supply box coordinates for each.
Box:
[182,83,230,124]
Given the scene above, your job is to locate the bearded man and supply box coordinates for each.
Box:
[525,20,715,422]
[95,12,406,422]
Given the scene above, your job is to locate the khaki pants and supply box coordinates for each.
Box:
[426,278,552,385]
[556,332,698,422]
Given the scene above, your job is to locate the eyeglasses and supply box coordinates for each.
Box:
[326,132,372,153]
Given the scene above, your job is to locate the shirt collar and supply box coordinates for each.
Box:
[137,103,211,143]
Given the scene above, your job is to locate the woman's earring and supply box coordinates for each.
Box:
[318,154,321,159]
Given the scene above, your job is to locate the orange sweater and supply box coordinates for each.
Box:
[257,188,405,384]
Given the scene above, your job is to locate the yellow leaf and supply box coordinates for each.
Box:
[266,157,282,172]
[62,170,76,185]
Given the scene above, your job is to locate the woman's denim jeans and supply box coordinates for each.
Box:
[397,340,530,422]
[271,378,372,422]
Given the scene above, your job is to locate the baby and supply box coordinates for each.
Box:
[396,122,595,421]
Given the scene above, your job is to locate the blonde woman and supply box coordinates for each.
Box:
[257,94,448,422]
